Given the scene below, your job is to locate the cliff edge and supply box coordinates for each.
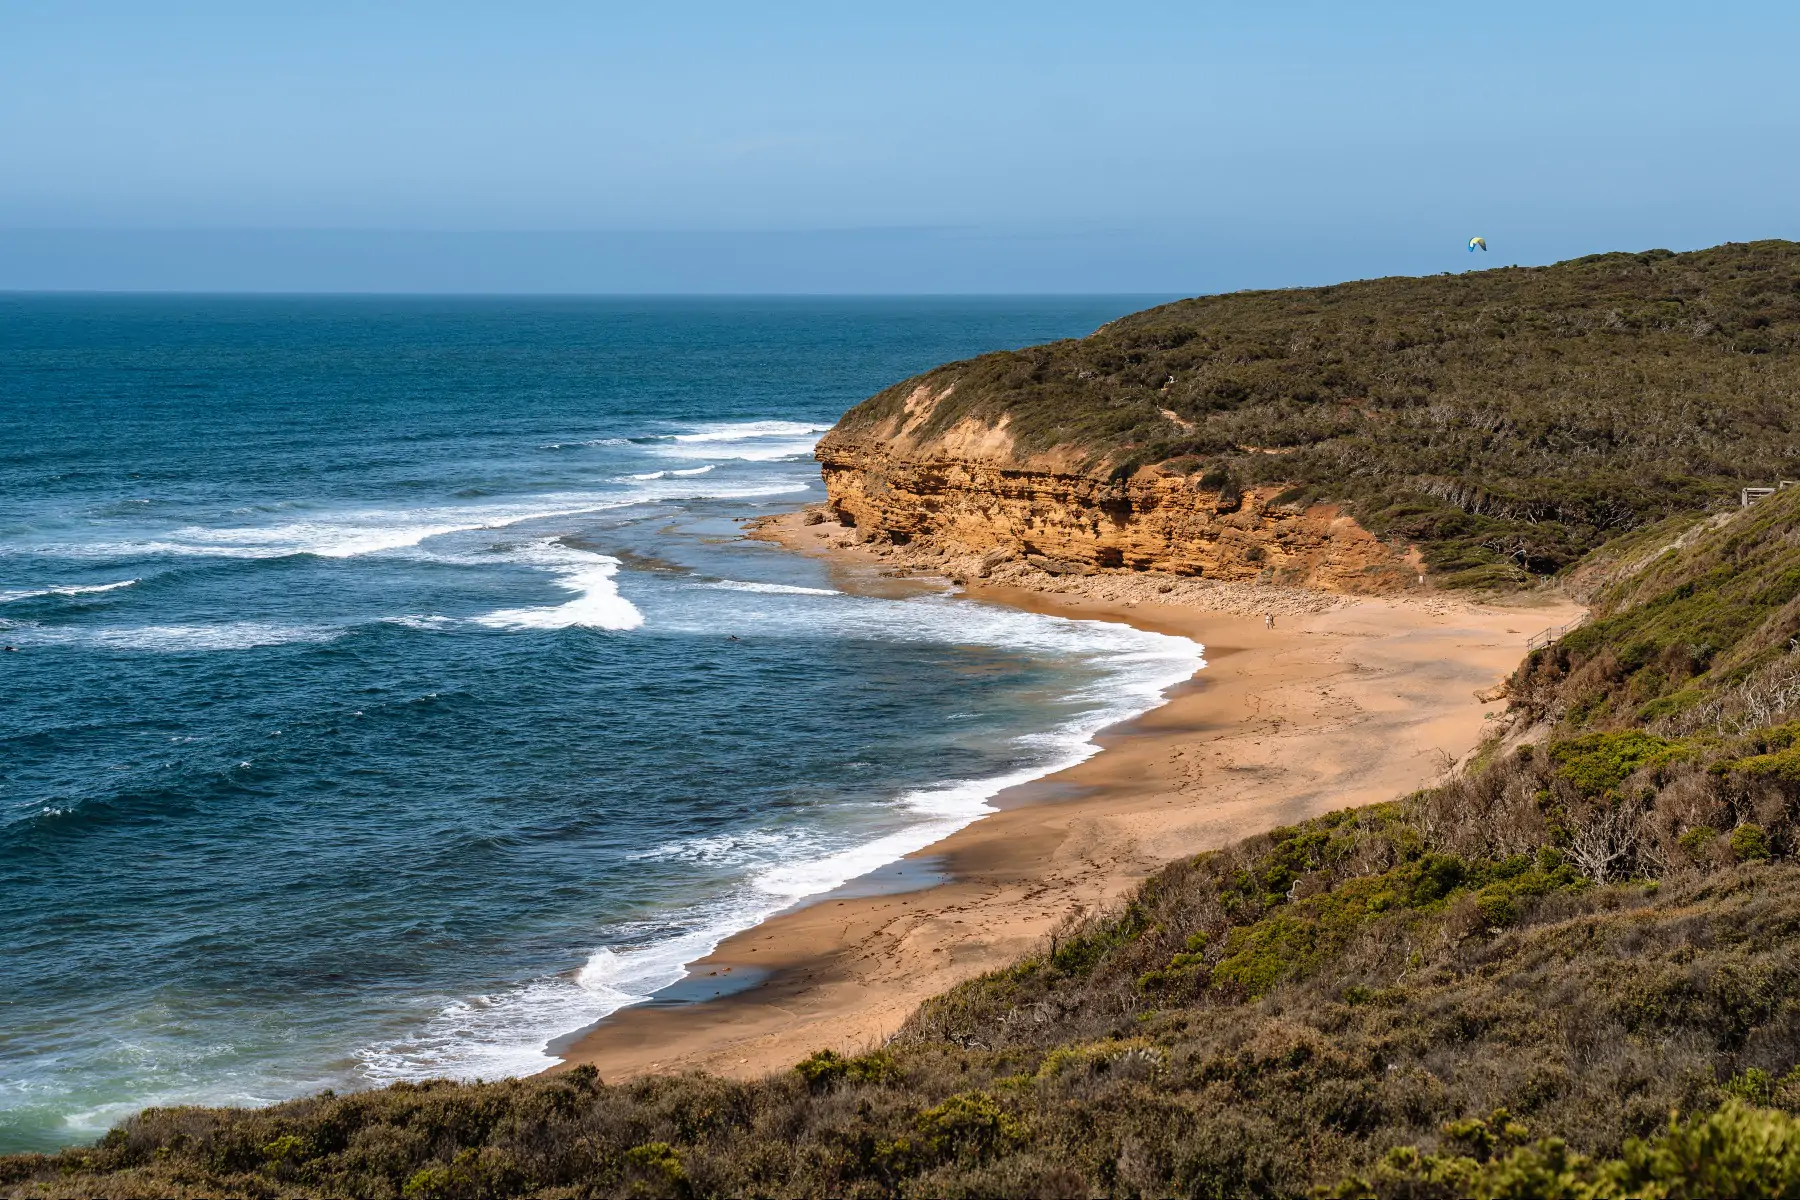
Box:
[817,240,1800,591]
[817,386,1418,591]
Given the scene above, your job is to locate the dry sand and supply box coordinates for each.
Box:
[551,511,1584,1082]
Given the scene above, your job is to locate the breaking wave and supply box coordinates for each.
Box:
[0,580,138,603]
[471,541,645,632]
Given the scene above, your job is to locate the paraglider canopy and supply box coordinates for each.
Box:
[1468,236,1488,253]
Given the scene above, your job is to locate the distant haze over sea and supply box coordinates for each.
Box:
[3,225,1783,295]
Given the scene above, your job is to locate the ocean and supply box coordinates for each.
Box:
[0,295,1202,1152]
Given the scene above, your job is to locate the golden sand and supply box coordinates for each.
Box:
[550,512,1582,1082]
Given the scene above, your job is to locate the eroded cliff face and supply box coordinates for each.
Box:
[816,388,1417,592]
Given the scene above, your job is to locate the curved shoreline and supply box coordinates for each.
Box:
[546,513,1583,1082]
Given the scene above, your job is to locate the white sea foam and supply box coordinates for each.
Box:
[652,419,830,463]
[658,598,1202,927]
[358,597,1203,1086]
[18,479,809,562]
[18,623,340,652]
[625,479,807,507]
[472,541,645,632]
[630,828,821,867]
[574,926,736,1001]
[164,501,610,560]
[381,614,456,631]
[751,825,960,901]
[357,979,607,1082]
[627,465,717,481]
[749,729,1163,902]
[700,579,841,596]
[357,920,744,1082]
[655,442,819,463]
[0,579,138,603]
[541,437,628,450]
[671,420,830,443]
[668,585,1203,686]
[59,1082,299,1142]
[87,623,339,652]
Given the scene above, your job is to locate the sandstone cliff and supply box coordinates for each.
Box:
[813,243,1800,588]
[815,384,1419,593]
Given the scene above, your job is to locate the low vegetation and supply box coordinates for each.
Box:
[5,806,1795,1197]
[12,264,1800,1197]
[837,240,1800,585]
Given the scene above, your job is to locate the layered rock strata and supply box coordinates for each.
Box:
[815,413,1416,593]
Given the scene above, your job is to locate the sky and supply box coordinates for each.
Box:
[3,1,1798,292]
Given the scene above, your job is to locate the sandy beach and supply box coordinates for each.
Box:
[551,511,1584,1083]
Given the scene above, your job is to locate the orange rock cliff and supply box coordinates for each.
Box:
[814,385,1418,593]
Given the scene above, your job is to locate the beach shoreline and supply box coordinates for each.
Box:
[547,509,1584,1083]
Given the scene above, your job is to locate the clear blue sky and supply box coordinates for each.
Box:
[4,1,1797,291]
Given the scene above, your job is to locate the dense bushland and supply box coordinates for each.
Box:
[837,240,1800,585]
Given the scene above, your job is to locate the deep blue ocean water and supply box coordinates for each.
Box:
[0,295,1201,1152]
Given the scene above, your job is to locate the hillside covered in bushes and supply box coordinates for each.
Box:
[835,240,1800,584]
[10,488,1800,1196]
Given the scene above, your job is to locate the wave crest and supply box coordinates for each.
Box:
[0,579,138,603]
[472,541,645,632]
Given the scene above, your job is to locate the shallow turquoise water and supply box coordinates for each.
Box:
[0,295,1200,1151]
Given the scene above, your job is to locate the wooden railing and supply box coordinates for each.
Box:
[1528,479,1800,651]
[1742,480,1800,507]
[1526,620,1583,651]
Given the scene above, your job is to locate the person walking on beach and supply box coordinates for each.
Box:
[1264,612,1273,630]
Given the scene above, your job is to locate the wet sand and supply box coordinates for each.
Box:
[550,515,1583,1082]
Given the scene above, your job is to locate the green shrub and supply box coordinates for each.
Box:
[1732,823,1774,861]
[1548,731,1687,798]
[1408,853,1468,905]
[914,1092,1026,1163]
[261,1133,306,1164]
[1047,905,1148,976]
[1725,1068,1777,1105]
[622,1141,689,1197]
[795,1048,901,1091]
[1211,912,1313,996]
[1680,826,1720,854]
[1336,1102,1800,1199]
[1725,744,1800,782]
[1475,886,1520,928]
[1612,1101,1800,1198]
[402,1147,527,1200]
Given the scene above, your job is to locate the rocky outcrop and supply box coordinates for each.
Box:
[815,390,1417,593]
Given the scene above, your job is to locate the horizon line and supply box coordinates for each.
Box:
[0,288,1189,299]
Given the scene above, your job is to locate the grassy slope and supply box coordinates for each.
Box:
[836,240,1800,587]
[10,496,1800,1196]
